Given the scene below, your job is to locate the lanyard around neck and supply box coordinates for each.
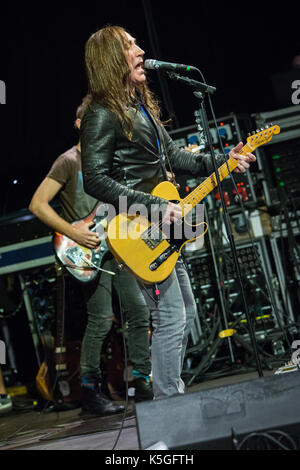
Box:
[138,104,161,155]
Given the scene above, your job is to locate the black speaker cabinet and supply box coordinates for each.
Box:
[135,371,300,450]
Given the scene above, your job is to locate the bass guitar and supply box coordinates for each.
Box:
[106,125,280,284]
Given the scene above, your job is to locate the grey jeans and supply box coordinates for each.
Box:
[139,257,197,400]
[80,257,151,380]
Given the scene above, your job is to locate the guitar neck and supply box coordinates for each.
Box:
[180,143,253,211]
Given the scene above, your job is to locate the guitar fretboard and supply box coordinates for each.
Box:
[180,143,253,213]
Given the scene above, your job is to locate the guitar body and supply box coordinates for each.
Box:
[53,203,109,282]
[36,361,53,401]
[107,182,187,284]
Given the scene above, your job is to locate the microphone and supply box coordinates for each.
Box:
[144,59,197,72]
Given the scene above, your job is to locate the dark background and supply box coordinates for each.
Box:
[0,0,299,386]
[0,0,299,216]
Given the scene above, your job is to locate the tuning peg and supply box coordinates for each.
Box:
[252,131,256,135]
[265,124,269,129]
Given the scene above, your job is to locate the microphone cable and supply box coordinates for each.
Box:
[111,268,130,451]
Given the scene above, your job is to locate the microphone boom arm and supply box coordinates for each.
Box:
[166,71,216,95]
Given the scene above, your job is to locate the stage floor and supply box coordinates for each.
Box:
[0,369,276,450]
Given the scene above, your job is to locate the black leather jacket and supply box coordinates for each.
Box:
[81,102,221,213]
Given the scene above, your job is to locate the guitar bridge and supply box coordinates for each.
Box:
[66,246,87,265]
[149,245,178,271]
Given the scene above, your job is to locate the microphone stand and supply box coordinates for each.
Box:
[167,71,264,378]
[166,71,216,95]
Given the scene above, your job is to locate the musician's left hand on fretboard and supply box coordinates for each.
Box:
[230,142,256,173]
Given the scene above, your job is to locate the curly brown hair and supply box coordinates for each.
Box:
[85,25,162,139]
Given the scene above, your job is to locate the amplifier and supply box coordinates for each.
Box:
[0,236,55,275]
[268,230,300,325]
[253,104,300,145]
[185,238,288,339]
[253,105,300,207]
[136,371,300,450]
[256,136,300,207]
[0,207,58,247]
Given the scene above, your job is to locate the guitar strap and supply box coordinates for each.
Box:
[159,129,180,189]
[138,103,179,188]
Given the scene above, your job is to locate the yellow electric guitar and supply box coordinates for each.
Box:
[106,125,280,284]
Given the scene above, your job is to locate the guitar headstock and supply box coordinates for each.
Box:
[247,124,280,150]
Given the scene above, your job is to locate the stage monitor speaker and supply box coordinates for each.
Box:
[135,371,300,450]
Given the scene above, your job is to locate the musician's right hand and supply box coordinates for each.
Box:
[162,202,182,225]
[72,221,101,248]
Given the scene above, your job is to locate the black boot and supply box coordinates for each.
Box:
[133,377,154,402]
[81,377,125,416]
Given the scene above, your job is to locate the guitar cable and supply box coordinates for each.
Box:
[57,261,115,276]
[110,268,130,451]
[137,281,160,306]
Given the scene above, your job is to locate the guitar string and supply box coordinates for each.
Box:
[63,134,269,272]
[167,131,269,220]
[175,140,255,209]
[105,130,273,247]
[144,137,261,238]
[172,132,271,211]
[62,133,273,278]
[144,155,238,239]
[140,158,237,244]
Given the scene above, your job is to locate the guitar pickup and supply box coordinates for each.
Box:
[149,244,178,271]
[55,364,67,371]
[141,225,165,250]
